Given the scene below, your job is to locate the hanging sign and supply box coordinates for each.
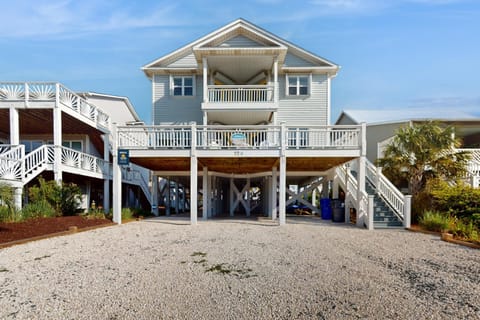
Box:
[118,149,130,165]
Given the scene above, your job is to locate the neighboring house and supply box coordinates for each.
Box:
[115,18,411,229]
[0,84,151,212]
[336,108,480,188]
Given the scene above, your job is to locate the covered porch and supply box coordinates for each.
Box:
[112,123,366,225]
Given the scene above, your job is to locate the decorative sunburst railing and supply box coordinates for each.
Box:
[0,82,110,130]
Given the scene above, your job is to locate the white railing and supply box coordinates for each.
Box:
[23,145,53,180]
[365,159,405,221]
[60,146,108,175]
[0,145,25,181]
[117,124,363,150]
[207,85,274,103]
[196,125,281,149]
[0,145,109,183]
[286,126,360,149]
[0,82,110,130]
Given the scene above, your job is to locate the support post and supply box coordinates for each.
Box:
[229,177,234,217]
[190,122,197,225]
[152,175,159,216]
[357,156,367,227]
[53,83,62,183]
[112,124,122,224]
[271,167,277,220]
[273,57,279,104]
[190,157,198,225]
[13,187,22,211]
[9,106,19,145]
[166,177,171,216]
[175,181,180,215]
[368,195,374,230]
[102,134,110,213]
[245,177,251,217]
[279,156,287,225]
[203,57,208,103]
[404,195,412,229]
[375,166,382,193]
[202,167,208,220]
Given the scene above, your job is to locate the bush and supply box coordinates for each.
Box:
[121,208,134,220]
[419,211,454,232]
[22,200,56,219]
[28,177,81,216]
[428,180,480,220]
[450,219,479,241]
[0,184,20,222]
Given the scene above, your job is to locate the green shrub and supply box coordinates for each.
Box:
[121,208,134,220]
[83,208,106,220]
[0,184,20,222]
[450,219,479,241]
[28,177,81,216]
[22,200,56,219]
[429,180,480,220]
[418,211,454,232]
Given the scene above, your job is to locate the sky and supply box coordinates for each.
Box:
[1,0,479,123]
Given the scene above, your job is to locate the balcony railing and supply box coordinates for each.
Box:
[0,82,110,130]
[206,85,274,103]
[117,124,363,150]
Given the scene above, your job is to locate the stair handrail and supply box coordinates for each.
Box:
[365,159,405,221]
[24,145,53,179]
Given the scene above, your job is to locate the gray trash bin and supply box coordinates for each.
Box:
[331,199,345,223]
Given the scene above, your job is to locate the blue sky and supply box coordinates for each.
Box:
[1,0,479,123]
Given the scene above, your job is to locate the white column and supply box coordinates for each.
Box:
[332,177,339,198]
[175,181,180,215]
[279,156,287,225]
[404,195,412,229]
[271,167,277,220]
[357,156,366,227]
[312,188,317,209]
[273,57,279,104]
[203,57,208,103]
[266,177,272,218]
[367,195,374,230]
[102,134,110,213]
[9,106,19,145]
[245,177,251,217]
[229,177,234,217]
[190,157,198,225]
[190,122,197,225]
[112,123,122,224]
[152,175,159,216]
[85,181,91,212]
[13,187,22,211]
[53,83,62,183]
[202,167,208,220]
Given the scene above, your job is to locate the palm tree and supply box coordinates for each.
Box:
[378,121,469,198]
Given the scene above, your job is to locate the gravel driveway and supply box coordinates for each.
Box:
[1,216,479,320]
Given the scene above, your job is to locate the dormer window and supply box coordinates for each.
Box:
[171,76,195,96]
[286,74,309,96]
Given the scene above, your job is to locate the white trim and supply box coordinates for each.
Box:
[285,74,310,97]
[170,75,196,97]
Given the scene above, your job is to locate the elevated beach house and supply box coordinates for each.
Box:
[116,18,411,228]
[0,86,151,212]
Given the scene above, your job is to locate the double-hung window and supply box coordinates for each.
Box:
[286,75,309,96]
[171,76,195,97]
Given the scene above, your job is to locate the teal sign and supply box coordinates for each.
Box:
[118,149,129,165]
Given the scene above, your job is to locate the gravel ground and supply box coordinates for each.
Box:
[0,216,479,320]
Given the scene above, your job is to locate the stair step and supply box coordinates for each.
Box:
[374,221,404,228]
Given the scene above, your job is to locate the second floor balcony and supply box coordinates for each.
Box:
[202,84,277,111]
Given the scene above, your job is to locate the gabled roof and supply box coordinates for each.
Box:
[80,92,141,122]
[142,18,339,78]
[336,108,480,126]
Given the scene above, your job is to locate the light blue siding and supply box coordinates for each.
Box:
[284,53,316,67]
[167,52,198,68]
[153,75,203,124]
[277,74,328,126]
[218,35,265,48]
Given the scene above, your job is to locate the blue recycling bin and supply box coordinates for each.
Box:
[320,198,332,220]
